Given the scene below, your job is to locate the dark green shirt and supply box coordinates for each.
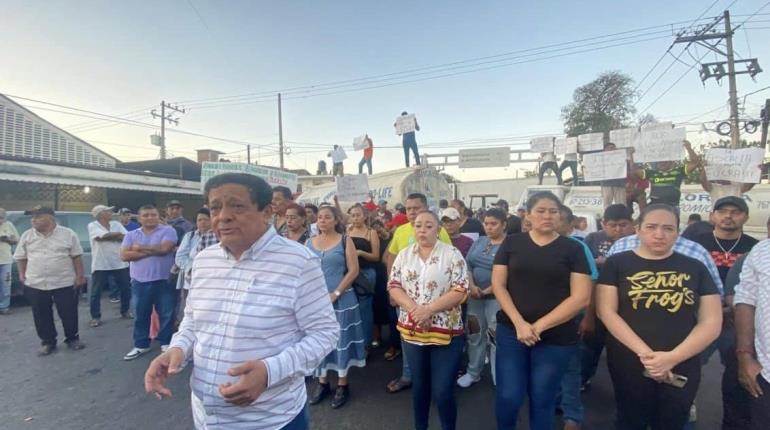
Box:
[643,166,687,206]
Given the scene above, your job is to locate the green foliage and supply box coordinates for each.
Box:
[561,71,637,136]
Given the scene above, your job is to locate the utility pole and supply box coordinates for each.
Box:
[278,93,284,168]
[247,144,251,164]
[151,101,186,159]
[675,10,762,149]
[760,98,770,148]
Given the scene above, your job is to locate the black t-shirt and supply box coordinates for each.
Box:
[493,233,592,345]
[460,217,486,237]
[691,232,758,285]
[680,221,714,241]
[598,251,720,353]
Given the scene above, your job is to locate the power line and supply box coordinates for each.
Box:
[637,48,711,116]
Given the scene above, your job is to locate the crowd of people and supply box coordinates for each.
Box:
[4,165,770,430]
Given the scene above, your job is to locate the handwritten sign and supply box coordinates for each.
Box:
[578,132,604,152]
[394,114,417,135]
[704,147,765,183]
[353,135,369,151]
[554,137,578,155]
[458,147,510,168]
[609,128,639,149]
[582,149,628,182]
[530,136,554,153]
[200,162,298,192]
[634,127,687,163]
[641,121,673,132]
[335,174,370,202]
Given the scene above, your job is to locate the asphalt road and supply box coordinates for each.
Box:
[0,296,724,429]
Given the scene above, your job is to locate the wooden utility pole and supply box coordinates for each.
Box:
[723,11,740,148]
[150,101,186,159]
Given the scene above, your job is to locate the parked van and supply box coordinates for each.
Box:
[6,211,94,297]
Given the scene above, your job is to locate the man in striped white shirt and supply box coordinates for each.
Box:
[144,173,339,430]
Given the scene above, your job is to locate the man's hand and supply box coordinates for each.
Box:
[75,275,87,289]
[145,347,185,399]
[219,360,269,406]
[738,355,765,398]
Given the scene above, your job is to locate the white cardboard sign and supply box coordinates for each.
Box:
[530,136,554,153]
[634,127,687,163]
[554,137,578,155]
[200,162,298,192]
[609,128,639,149]
[394,114,417,135]
[458,147,511,168]
[335,174,370,202]
[578,132,604,152]
[704,147,765,184]
[353,135,369,151]
[582,149,628,182]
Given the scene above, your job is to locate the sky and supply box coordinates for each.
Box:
[2,0,769,181]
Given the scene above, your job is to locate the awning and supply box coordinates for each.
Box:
[0,158,201,195]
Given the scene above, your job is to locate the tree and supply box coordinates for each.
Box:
[561,71,637,136]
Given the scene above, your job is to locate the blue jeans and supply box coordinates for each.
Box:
[580,319,606,384]
[358,157,372,175]
[281,405,309,430]
[495,323,576,430]
[132,279,177,348]
[560,345,584,424]
[403,336,464,430]
[0,263,11,310]
[90,268,131,318]
[403,138,420,167]
[357,268,376,346]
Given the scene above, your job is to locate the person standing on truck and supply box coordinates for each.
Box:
[13,206,87,355]
[0,208,19,315]
[328,145,347,176]
[630,140,700,212]
[538,150,562,185]
[396,111,421,167]
[358,135,374,175]
[600,143,629,209]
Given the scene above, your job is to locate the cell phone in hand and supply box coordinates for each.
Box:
[643,370,688,388]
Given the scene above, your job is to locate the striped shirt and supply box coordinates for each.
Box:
[169,227,339,429]
[734,239,770,382]
[607,234,724,295]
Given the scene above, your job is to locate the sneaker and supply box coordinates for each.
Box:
[457,373,480,388]
[38,344,57,356]
[123,347,151,361]
[120,312,133,319]
[160,345,170,353]
[110,298,120,304]
[89,319,101,327]
[66,340,86,351]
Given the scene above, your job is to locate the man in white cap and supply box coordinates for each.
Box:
[0,208,19,315]
[88,205,131,327]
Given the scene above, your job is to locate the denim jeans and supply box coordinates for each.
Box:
[580,319,607,384]
[132,279,177,348]
[358,157,372,175]
[701,326,749,430]
[357,268,376,346]
[465,298,499,382]
[281,405,309,430]
[495,323,576,430]
[90,268,131,318]
[560,345,584,425]
[403,335,464,430]
[403,139,420,167]
[0,263,11,310]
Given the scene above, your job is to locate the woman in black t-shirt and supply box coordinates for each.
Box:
[596,204,722,430]
[491,192,593,429]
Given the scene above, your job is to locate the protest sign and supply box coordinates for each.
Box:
[335,174,370,202]
[641,121,673,132]
[582,149,628,182]
[633,127,687,163]
[530,136,554,153]
[458,147,511,168]
[609,128,639,149]
[353,135,369,151]
[394,114,417,135]
[554,137,578,155]
[578,132,604,152]
[704,147,765,183]
[200,162,298,192]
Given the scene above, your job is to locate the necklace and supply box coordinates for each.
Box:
[713,231,742,260]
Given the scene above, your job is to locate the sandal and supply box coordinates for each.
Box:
[384,348,401,361]
[386,377,412,394]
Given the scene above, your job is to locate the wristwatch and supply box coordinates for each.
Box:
[333,290,341,298]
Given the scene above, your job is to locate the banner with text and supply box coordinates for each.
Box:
[200,162,298,192]
[633,127,687,163]
[458,147,511,168]
[578,132,604,152]
[335,174,370,202]
[554,137,578,155]
[394,114,417,135]
[704,147,766,184]
[582,149,628,182]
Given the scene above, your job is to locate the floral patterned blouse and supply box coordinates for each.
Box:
[388,241,469,346]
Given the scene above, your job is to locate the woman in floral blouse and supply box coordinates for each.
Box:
[388,210,469,430]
